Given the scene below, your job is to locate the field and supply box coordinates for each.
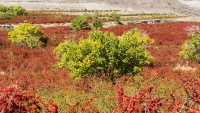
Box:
[0,13,200,112]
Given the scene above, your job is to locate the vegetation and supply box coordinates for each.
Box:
[8,23,44,48]
[109,11,120,22]
[92,11,103,27]
[55,28,154,83]
[70,15,90,30]
[9,6,28,16]
[0,5,27,19]
[0,11,200,112]
[0,87,58,113]
[92,19,103,27]
[179,34,200,61]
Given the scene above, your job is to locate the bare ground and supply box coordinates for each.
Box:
[1,0,200,17]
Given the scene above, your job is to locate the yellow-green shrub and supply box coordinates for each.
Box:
[54,28,154,83]
[8,23,43,48]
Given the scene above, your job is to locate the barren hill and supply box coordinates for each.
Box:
[98,0,200,17]
[1,0,200,17]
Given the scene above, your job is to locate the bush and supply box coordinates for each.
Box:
[109,11,120,22]
[70,15,90,30]
[92,19,103,28]
[0,12,12,19]
[0,5,27,20]
[8,23,44,48]
[68,79,200,112]
[8,6,28,16]
[0,87,58,113]
[0,5,8,12]
[55,28,154,83]
[179,34,200,61]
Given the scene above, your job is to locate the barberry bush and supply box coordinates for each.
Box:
[0,87,58,113]
[67,79,200,113]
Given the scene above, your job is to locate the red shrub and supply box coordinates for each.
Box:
[0,87,58,113]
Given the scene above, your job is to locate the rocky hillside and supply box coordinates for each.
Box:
[1,0,200,17]
[98,0,200,17]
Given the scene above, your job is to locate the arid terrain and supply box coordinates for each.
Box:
[1,0,200,17]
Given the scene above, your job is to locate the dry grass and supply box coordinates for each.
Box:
[174,63,197,72]
[185,25,200,37]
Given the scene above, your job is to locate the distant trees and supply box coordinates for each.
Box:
[55,28,154,84]
[0,5,27,19]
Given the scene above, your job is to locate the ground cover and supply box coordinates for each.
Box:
[0,21,200,112]
[0,13,76,24]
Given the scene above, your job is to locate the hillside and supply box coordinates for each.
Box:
[98,0,200,17]
[0,0,200,16]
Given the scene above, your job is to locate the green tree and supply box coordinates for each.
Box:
[55,29,154,84]
[109,11,120,22]
[179,34,200,61]
[70,15,90,30]
[8,23,44,48]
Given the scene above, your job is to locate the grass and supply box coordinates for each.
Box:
[34,74,189,112]
[36,79,116,112]
[174,64,197,72]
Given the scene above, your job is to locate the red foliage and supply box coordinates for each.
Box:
[68,79,200,112]
[1,21,200,112]
[0,87,58,113]
[0,13,76,24]
[68,98,100,113]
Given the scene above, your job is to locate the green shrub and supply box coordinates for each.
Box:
[0,12,12,19]
[0,5,8,12]
[55,28,154,83]
[109,11,120,22]
[8,6,28,16]
[92,19,103,28]
[179,34,200,61]
[0,5,27,20]
[8,23,44,48]
[70,15,90,30]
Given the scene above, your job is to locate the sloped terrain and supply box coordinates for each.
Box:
[98,0,200,16]
[1,0,200,16]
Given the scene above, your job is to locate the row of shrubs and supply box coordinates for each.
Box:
[0,5,27,19]
[71,12,120,30]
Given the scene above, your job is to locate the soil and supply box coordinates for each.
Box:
[1,0,200,17]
